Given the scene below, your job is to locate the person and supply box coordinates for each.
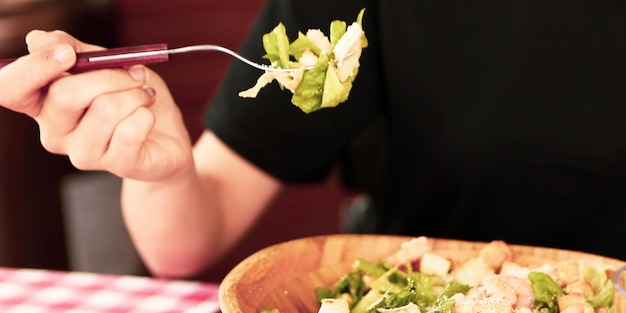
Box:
[0,0,625,279]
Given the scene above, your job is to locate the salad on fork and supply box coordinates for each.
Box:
[239,8,367,113]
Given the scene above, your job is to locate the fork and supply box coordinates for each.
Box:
[0,43,297,73]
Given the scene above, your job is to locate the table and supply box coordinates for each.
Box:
[0,267,220,312]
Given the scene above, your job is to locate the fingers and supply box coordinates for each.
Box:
[106,106,157,176]
[66,91,157,174]
[65,85,156,165]
[26,30,74,51]
[26,30,103,54]
[0,30,175,179]
[0,44,76,116]
[0,30,108,117]
[38,66,154,156]
[38,66,148,134]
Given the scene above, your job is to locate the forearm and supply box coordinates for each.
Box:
[120,131,282,279]
[121,167,222,278]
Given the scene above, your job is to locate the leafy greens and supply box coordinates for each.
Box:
[238,9,368,113]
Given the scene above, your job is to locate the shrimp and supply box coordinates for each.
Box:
[453,274,535,313]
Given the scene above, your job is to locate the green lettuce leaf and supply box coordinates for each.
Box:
[529,271,565,313]
[241,8,367,114]
[262,23,291,68]
[587,279,615,309]
[290,54,329,112]
[320,60,352,108]
[289,31,321,59]
[329,20,347,49]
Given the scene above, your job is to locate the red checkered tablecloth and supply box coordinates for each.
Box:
[0,267,220,313]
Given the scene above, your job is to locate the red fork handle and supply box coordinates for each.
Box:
[0,43,170,73]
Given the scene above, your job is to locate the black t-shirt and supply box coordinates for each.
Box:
[205,0,626,260]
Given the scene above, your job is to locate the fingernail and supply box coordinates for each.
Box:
[52,45,74,64]
[128,66,146,82]
[143,86,156,98]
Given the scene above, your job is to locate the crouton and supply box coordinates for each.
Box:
[558,293,593,313]
[479,240,515,271]
[420,252,452,276]
[385,236,431,266]
[557,260,583,286]
[500,261,527,277]
[564,280,595,297]
[318,298,350,313]
[452,257,495,286]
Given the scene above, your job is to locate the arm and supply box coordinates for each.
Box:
[0,30,282,278]
[122,130,282,278]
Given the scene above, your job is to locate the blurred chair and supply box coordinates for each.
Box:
[60,171,147,275]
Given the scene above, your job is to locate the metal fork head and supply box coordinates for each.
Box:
[168,45,303,72]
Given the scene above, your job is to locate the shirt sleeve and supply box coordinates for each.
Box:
[204,0,382,183]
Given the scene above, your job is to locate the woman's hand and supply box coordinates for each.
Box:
[0,30,282,278]
[0,30,194,182]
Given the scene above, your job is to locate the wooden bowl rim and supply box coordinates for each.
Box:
[218,234,626,313]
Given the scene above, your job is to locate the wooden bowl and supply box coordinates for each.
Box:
[218,234,626,313]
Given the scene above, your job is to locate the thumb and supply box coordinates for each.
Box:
[0,43,76,117]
